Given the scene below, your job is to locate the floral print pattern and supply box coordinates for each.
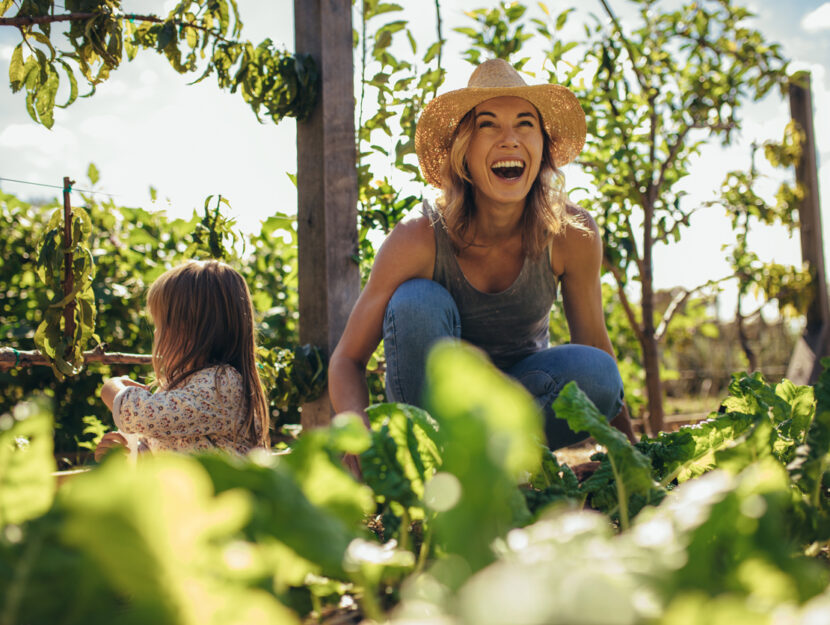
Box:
[112,365,258,455]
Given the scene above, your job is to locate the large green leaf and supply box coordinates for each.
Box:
[788,358,830,512]
[553,382,659,528]
[196,452,359,579]
[58,454,300,624]
[361,402,442,514]
[0,397,56,527]
[424,341,542,581]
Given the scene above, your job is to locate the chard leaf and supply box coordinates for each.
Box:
[553,382,659,528]
[196,453,355,579]
[424,342,542,581]
[0,397,56,528]
[638,412,755,485]
[788,358,830,511]
[360,402,442,515]
[276,428,375,530]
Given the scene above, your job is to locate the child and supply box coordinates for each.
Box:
[95,260,270,460]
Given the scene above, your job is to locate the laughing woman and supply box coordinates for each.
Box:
[329,58,636,448]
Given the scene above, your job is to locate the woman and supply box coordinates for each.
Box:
[329,58,635,448]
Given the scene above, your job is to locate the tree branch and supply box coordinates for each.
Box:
[0,346,152,372]
[597,0,649,92]
[603,258,646,345]
[654,275,734,341]
[655,123,692,194]
[0,12,231,43]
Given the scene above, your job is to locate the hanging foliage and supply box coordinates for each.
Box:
[1,0,318,127]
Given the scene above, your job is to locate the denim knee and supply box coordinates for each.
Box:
[383,279,460,405]
[508,345,624,449]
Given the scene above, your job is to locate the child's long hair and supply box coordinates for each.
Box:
[147,260,269,449]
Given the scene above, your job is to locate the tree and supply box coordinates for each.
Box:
[573,0,790,433]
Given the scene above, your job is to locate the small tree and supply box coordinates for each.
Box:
[558,0,789,432]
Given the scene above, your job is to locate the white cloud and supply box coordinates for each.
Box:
[0,123,76,151]
[801,3,830,32]
[0,45,13,62]
[79,114,128,140]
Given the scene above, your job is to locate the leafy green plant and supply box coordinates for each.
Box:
[2,0,317,128]
[34,199,98,380]
[3,345,830,623]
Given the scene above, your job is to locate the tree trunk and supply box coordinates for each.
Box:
[640,331,665,436]
[641,195,665,434]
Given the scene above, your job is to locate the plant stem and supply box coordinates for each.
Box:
[609,455,629,530]
[399,507,410,553]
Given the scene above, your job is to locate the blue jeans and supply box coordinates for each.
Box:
[383,279,624,449]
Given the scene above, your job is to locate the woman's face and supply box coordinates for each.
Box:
[464,96,544,210]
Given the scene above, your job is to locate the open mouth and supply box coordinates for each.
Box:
[490,159,525,180]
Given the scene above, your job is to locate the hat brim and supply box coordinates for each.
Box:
[415,84,586,188]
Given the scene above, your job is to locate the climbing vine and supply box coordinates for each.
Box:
[1,0,318,128]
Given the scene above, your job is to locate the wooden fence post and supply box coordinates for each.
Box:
[786,71,829,384]
[294,0,360,429]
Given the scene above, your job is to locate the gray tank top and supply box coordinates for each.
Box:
[424,201,558,370]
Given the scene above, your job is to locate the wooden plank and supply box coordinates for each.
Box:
[294,0,360,429]
[786,72,829,384]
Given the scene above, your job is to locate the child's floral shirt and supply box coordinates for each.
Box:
[112,365,259,454]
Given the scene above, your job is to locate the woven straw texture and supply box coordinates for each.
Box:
[415,58,586,188]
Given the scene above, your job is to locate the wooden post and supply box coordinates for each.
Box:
[294,0,360,429]
[62,176,76,349]
[786,71,829,384]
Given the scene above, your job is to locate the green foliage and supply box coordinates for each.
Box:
[0,178,319,456]
[455,2,532,67]
[0,396,55,527]
[425,342,541,578]
[355,0,445,269]
[553,382,661,528]
[3,1,317,128]
[4,346,830,623]
[34,202,98,380]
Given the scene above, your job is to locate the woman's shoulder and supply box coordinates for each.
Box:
[563,202,599,234]
[374,202,436,277]
[550,202,602,275]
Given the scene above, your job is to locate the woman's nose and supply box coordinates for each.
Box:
[498,127,519,146]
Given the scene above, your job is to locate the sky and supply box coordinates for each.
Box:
[0,0,829,317]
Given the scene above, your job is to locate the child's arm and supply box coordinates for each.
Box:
[101,376,149,410]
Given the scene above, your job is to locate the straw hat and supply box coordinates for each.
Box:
[415,58,586,188]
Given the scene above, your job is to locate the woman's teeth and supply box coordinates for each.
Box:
[491,160,525,180]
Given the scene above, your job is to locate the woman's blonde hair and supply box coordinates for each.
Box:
[436,109,585,257]
[147,260,269,449]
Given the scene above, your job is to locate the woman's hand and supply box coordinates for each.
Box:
[94,431,129,462]
[342,453,363,480]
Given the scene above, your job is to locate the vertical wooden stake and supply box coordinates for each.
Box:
[294,0,360,429]
[62,176,76,348]
[786,72,828,384]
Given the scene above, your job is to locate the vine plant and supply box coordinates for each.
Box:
[34,179,97,380]
[1,0,318,128]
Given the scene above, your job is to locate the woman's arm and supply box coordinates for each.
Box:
[329,215,435,423]
[555,210,637,442]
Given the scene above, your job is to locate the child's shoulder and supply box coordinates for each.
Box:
[189,365,243,395]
